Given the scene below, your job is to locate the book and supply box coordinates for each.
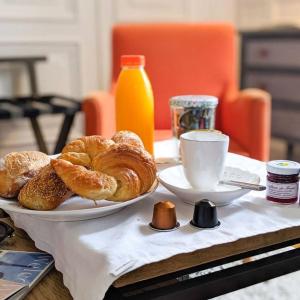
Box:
[0,250,54,300]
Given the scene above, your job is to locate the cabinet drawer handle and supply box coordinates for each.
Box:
[257,48,270,58]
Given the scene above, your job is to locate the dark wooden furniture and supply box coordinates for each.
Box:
[0,56,81,154]
[1,217,299,300]
[240,27,300,159]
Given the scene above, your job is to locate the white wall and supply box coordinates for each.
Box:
[0,0,99,97]
[0,0,299,153]
[0,0,237,97]
[237,0,300,30]
[0,0,99,153]
[1,0,300,97]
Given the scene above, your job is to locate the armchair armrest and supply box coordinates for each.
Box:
[82,91,116,137]
[223,88,271,161]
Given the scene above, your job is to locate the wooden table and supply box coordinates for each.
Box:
[1,218,300,300]
[0,218,72,300]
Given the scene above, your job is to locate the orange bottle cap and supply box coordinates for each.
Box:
[121,55,145,67]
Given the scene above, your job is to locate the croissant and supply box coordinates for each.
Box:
[60,131,144,165]
[62,135,115,162]
[18,165,73,210]
[92,144,156,201]
[51,159,118,200]
[58,152,91,168]
[52,141,156,202]
[0,151,50,198]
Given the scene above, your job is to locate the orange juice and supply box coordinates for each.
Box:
[115,55,154,154]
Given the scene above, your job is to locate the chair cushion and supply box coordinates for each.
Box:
[229,139,250,157]
[112,23,236,130]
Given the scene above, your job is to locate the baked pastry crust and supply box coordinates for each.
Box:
[112,130,144,149]
[0,151,50,198]
[54,133,156,202]
[92,143,156,201]
[12,131,156,210]
[58,152,91,168]
[18,165,73,210]
[51,159,118,200]
[62,135,115,160]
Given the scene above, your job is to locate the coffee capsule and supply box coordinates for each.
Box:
[150,200,180,231]
[190,199,220,229]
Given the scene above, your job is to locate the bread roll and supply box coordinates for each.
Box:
[0,151,50,198]
[18,165,73,210]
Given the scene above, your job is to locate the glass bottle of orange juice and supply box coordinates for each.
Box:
[115,55,154,154]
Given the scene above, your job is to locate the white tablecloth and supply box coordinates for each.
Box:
[8,142,300,300]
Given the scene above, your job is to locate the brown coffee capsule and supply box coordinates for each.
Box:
[150,200,179,230]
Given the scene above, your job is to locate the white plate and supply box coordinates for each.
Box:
[158,165,260,206]
[0,182,158,222]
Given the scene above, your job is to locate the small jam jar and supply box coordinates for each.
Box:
[266,160,300,204]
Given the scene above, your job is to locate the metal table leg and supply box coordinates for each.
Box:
[53,113,76,154]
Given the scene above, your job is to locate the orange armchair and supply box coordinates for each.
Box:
[83,23,271,161]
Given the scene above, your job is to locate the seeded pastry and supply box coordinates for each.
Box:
[18,165,73,210]
[0,151,50,198]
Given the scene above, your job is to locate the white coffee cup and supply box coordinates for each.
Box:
[180,131,229,191]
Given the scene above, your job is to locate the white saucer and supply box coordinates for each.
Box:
[158,165,260,206]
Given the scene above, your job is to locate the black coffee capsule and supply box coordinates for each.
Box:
[190,199,220,229]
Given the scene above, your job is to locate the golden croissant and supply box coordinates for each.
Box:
[51,159,118,200]
[92,144,156,200]
[60,131,144,167]
[62,135,115,162]
[52,132,157,202]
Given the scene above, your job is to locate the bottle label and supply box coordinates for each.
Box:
[267,180,299,199]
